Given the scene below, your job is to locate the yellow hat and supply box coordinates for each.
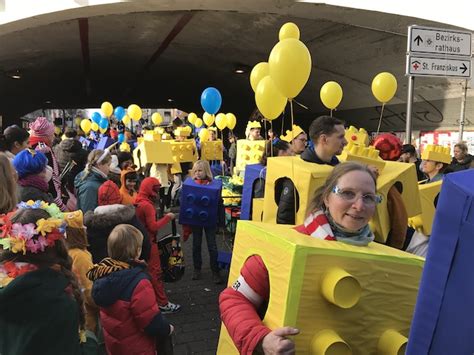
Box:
[280,124,305,143]
[63,210,84,229]
[174,126,192,137]
[246,121,262,130]
[421,144,451,164]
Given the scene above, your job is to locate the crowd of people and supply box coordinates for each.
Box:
[0,114,472,354]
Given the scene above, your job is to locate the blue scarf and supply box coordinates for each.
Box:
[325,211,374,246]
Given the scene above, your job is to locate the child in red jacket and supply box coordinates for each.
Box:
[135,177,181,314]
[88,224,173,355]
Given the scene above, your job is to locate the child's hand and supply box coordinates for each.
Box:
[166,212,175,220]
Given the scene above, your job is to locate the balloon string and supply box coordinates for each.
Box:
[290,99,297,224]
[263,119,267,145]
[281,105,285,137]
[270,120,274,157]
[221,129,225,176]
[293,99,309,110]
[330,109,333,117]
[376,103,385,136]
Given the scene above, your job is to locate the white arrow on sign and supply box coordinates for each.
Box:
[408,26,472,58]
[406,55,471,78]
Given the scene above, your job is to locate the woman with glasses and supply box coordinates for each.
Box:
[219,162,381,354]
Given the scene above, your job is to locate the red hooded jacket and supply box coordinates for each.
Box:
[135,177,172,242]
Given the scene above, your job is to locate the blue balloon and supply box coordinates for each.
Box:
[118,133,125,143]
[92,112,101,124]
[114,106,125,121]
[99,117,109,130]
[200,87,222,115]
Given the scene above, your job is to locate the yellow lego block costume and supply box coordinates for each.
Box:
[201,140,223,161]
[235,139,265,173]
[218,221,424,354]
[262,154,421,243]
[408,180,442,236]
[168,139,198,164]
[133,140,174,168]
[143,130,162,142]
[262,156,333,224]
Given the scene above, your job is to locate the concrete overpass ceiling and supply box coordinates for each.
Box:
[0,1,472,131]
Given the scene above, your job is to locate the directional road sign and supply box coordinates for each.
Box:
[407,55,471,78]
[408,26,472,58]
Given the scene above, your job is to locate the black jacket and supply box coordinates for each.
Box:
[446,155,473,173]
[84,204,150,263]
[53,139,88,191]
[300,147,340,166]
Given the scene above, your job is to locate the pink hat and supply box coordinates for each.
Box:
[29,117,55,138]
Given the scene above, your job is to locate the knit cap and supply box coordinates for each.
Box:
[98,181,122,206]
[12,149,48,179]
[29,117,55,138]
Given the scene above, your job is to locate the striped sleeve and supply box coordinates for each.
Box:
[295,210,336,241]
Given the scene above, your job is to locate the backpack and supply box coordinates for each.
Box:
[157,220,185,282]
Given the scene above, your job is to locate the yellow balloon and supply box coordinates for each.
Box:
[188,112,197,124]
[122,115,131,125]
[203,112,215,127]
[199,128,210,142]
[255,76,287,121]
[320,81,343,110]
[250,62,270,93]
[152,112,163,125]
[101,101,113,117]
[74,117,82,126]
[226,113,236,130]
[99,128,107,134]
[269,38,312,99]
[128,104,142,121]
[279,22,300,41]
[91,122,99,131]
[372,72,398,103]
[194,118,203,128]
[215,113,227,130]
[80,119,91,134]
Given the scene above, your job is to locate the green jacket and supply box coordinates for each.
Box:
[74,170,108,213]
[0,267,82,355]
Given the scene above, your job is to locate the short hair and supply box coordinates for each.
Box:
[401,144,417,156]
[308,116,345,143]
[454,142,468,154]
[64,127,78,139]
[107,224,143,262]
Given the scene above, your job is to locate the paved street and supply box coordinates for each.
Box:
[158,219,233,354]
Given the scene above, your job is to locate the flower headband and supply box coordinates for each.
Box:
[0,200,68,255]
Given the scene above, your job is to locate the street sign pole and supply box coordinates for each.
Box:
[459,79,468,142]
[406,75,415,144]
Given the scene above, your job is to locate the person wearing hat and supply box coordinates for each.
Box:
[64,210,99,334]
[120,167,138,205]
[53,127,88,192]
[399,144,425,181]
[83,180,149,264]
[0,202,95,354]
[13,149,54,204]
[28,117,65,210]
[280,124,307,155]
[246,121,263,141]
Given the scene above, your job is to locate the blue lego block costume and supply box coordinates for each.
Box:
[407,169,474,355]
[240,164,266,220]
[179,178,222,227]
[97,136,116,150]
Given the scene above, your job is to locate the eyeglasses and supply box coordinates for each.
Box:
[332,186,382,207]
